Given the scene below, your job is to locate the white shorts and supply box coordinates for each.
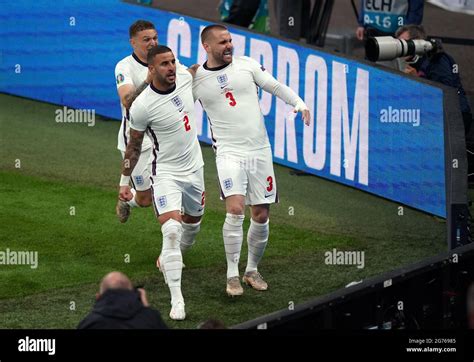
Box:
[121,148,152,192]
[150,167,205,217]
[216,148,278,205]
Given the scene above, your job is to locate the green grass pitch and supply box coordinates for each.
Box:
[0,94,447,329]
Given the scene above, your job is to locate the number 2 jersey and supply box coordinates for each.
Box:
[192,56,305,157]
[129,67,204,176]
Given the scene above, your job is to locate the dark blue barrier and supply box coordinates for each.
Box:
[0,0,452,218]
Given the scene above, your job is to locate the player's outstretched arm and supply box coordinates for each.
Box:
[119,129,144,201]
[294,103,311,126]
[265,77,311,126]
[247,57,311,126]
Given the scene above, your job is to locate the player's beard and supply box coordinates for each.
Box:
[156,72,176,89]
[214,48,233,66]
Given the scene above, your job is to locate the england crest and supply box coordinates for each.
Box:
[171,96,183,109]
[134,175,144,186]
[158,196,167,208]
[223,178,233,191]
[217,74,228,85]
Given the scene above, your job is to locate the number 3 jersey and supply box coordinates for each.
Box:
[192,56,303,158]
[129,67,204,176]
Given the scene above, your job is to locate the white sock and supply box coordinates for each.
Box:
[126,188,139,208]
[180,221,201,254]
[223,213,245,279]
[245,219,269,274]
[161,218,184,305]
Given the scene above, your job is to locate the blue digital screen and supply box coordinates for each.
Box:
[0,0,446,217]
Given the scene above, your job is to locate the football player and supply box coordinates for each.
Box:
[119,45,204,320]
[193,24,310,296]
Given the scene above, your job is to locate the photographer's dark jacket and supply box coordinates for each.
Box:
[77,289,168,329]
[415,52,471,115]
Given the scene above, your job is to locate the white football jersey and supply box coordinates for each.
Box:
[115,53,185,152]
[129,67,204,176]
[115,53,153,152]
[193,56,304,157]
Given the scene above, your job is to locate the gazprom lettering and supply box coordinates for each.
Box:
[167,18,370,186]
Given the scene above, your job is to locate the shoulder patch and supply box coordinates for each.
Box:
[116,73,125,85]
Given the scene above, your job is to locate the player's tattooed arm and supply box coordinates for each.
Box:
[123,81,149,110]
[187,64,200,77]
[122,129,145,176]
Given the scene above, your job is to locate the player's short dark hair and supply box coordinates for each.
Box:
[201,24,228,43]
[147,45,173,64]
[395,24,426,40]
[129,20,155,38]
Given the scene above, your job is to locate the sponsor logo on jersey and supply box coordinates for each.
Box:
[116,73,125,85]
[171,96,183,109]
[134,175,144,186]
[158,196,167,208]
[223,178,233,191]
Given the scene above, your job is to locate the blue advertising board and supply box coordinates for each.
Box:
[0,0,446,217]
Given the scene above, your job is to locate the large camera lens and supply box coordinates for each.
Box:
[365,37,380,62]
[365,36,434,62]
[365,36,404,62]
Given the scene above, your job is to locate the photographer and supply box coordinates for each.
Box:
[77,271,168,329]
[395,25,472,135]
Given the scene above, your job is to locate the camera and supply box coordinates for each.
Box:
[365,36,441,62]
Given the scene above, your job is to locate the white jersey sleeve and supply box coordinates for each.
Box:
[115,54,153,152]
[129,98,150,132]
[241,56,307,109]
[115,60,135,89]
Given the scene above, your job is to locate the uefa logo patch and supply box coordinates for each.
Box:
[171,96,183,109]
[223,178,233,191]
[116,73,125,85]
[158,196,167,208]
[217,74,228,85]
[134,175,144,186]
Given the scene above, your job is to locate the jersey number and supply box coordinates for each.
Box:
[266,176,273,192]
[183,115,191,132]
[225,92,237,107]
